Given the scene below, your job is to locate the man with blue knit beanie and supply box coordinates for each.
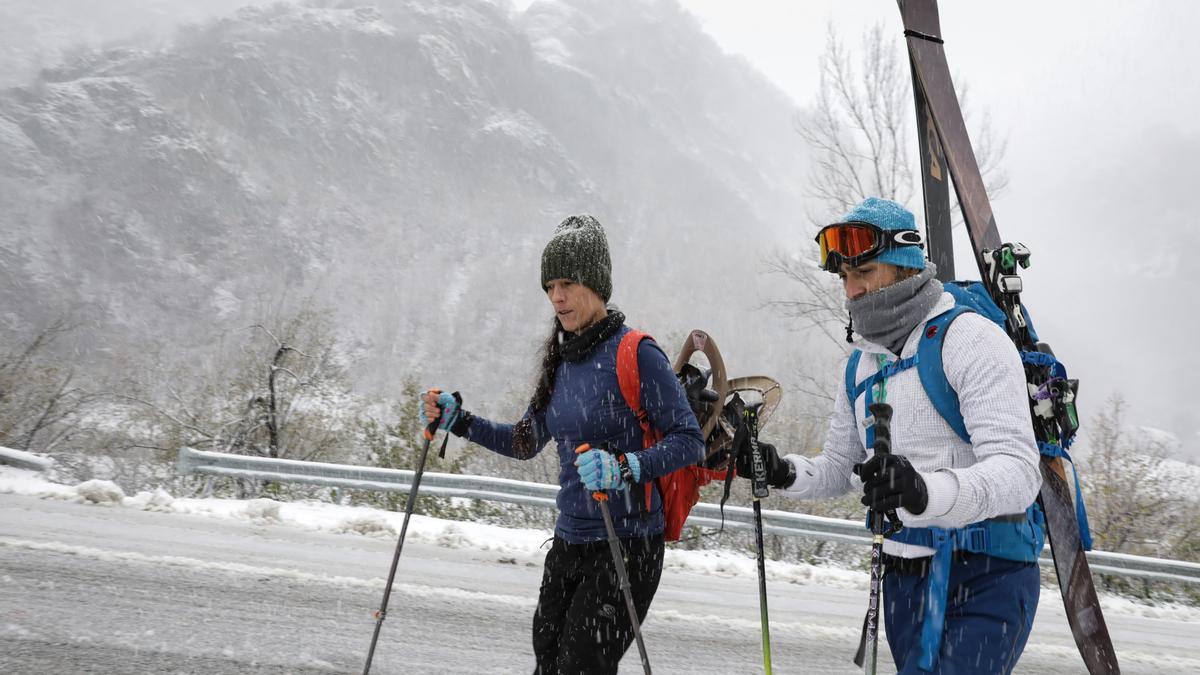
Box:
[738,197,1044,673]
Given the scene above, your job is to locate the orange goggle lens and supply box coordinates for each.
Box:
[816,223,881,267]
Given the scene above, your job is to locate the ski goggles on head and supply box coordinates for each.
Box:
[814,221,924,272]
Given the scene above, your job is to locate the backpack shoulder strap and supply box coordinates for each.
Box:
[616,328,661,515]
[916,306,974,444]
[844,349,863,421]
[616,329,656,445]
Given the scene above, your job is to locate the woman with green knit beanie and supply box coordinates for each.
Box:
[421,214,704,674]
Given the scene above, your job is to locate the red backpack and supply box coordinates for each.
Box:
[616,329,726,541]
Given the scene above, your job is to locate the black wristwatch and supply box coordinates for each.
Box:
[616,453,637,485]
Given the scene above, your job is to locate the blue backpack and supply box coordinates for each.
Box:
[843,279,1090,550]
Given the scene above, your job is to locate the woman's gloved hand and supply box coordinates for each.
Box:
[419,389,473,437]
[574,445,641,492]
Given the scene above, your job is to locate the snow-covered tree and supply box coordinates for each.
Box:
[0,319,92,453]
[123,307,364,497]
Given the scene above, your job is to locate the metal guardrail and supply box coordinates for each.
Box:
[176,447,1200,585]
[0,446,54,472]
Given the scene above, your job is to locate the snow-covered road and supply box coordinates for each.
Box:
[1,489,1198,674]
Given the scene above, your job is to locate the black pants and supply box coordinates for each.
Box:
[532,534,664,675]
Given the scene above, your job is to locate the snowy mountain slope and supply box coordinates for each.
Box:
[0,0,813,404]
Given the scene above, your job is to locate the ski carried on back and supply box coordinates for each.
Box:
[897,1,1120,673]
[907,27,954,282]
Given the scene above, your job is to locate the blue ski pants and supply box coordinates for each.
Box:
[884,552,1040,674]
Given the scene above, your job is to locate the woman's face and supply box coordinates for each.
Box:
[838,261,904,300]
[545,279,607,333]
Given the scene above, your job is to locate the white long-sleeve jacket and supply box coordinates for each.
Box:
[780,292,1042,558]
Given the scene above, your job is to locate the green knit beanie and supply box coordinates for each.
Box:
[540,214,612,301]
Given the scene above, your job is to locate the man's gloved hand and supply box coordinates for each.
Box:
[734,439,796,490]
[574,446,641,492]
[419,390,473,437]
[853,453,928,515]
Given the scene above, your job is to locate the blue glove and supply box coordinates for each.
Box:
[419,390,460,431]
[574,448,641,491]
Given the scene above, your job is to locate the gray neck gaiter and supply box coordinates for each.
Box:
[846,263,943,356]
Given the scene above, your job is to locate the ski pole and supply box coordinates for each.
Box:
[576,444,652,675]
[859,402,895,675]
[746,404,774,675]
[362,390,457,675]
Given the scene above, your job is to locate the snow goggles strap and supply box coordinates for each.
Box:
[815,221,924,272]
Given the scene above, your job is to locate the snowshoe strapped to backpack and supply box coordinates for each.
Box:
[616,329,782,541]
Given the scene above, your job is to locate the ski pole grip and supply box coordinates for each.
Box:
[749,438,769,500]
[868,403,893,457]
[423,388,442,441]
[574,444,608,502]
[746,409,769,499]
[867,402,902,535]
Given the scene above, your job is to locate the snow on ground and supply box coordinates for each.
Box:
[2,464,1198,624]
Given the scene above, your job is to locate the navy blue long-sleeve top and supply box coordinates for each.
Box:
[466,325,705,543]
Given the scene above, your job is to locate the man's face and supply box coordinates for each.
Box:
[838,261,903,300]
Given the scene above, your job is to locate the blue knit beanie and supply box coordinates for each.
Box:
[839,197,926,270]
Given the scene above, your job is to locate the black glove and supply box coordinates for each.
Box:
[735,440,796,490]
[853,454,928,515]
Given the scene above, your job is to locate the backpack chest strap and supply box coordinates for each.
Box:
[851,355,920,401]
[845,351,920,448]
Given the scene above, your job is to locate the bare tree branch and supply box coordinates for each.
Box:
[110,392,218,440]
[774,21,1010,349]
